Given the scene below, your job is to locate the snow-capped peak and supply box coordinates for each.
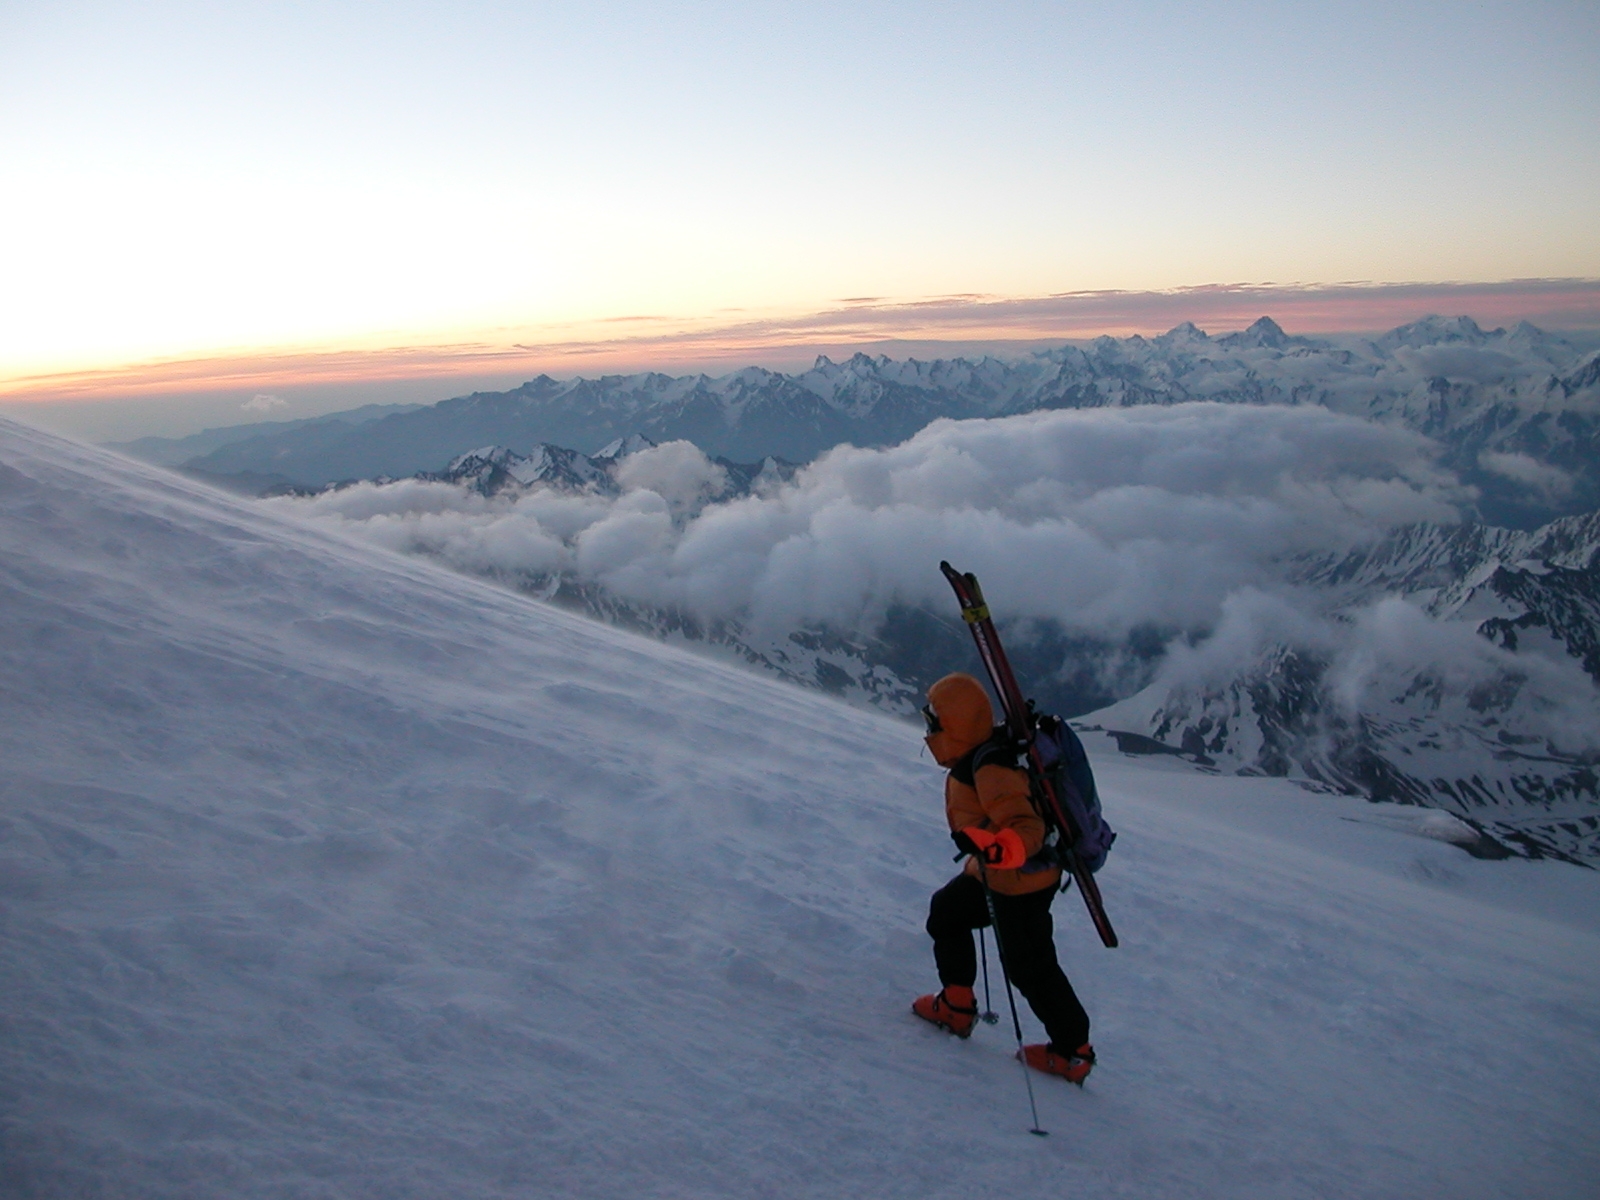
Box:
[593,433,657,461]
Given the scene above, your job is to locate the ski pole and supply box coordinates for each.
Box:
[977,862,1047,1137]
[977,928,998,1025]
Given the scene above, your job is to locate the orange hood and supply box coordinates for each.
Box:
[925,673,996,767]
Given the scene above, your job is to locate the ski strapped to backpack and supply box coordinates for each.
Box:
[940,561,1120,949]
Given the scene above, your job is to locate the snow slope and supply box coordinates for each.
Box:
[3,419,1598,1199]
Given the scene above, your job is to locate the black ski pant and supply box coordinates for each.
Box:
[926,872,1090,1052]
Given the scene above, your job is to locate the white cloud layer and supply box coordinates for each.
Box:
[1152,589,1599,754]
[275,403,1467,637]
[1478,450,1574,500]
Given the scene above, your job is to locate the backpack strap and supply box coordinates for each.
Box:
[972,734,1021,775]
[950,728,1022,787]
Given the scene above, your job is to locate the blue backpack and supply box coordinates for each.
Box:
[1032,713,1116,875]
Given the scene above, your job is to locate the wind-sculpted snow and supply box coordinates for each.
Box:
[5,416,1600,1199]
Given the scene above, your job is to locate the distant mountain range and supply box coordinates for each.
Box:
[105,402,423,467]
[120,316,1600,529]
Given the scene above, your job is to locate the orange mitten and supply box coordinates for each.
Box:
[957,826,1027,870]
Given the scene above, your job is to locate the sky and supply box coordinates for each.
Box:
[2,0,1598,434]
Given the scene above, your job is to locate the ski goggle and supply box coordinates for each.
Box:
[921,704,942,735]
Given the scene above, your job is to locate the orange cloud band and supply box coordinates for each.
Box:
[7,278,1598,403]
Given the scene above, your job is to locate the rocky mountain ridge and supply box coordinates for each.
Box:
[1096,512,1600,863]
[1291,511,1600,682]
[284,434,800,505]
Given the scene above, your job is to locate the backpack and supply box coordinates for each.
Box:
[1031,713,1116,875]
[964,716,1116,877]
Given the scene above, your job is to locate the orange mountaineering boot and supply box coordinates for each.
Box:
[912,986,978,1038]
[1019,1042,1095,1085]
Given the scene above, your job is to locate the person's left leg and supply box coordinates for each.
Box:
[991,886,1090,1052]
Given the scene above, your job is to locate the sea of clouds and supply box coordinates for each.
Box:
[274,403,1463,628]
[271,402,1597,745]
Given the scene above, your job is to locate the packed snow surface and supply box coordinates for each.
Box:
[3,419,1598,1199]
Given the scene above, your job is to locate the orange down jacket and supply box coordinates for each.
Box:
[925,673,1061,897]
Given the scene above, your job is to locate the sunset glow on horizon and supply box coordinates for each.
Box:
[3,1,1597,433]
[8,279,1600,403]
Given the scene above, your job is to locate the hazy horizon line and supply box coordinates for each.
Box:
[7,278,1599,405]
